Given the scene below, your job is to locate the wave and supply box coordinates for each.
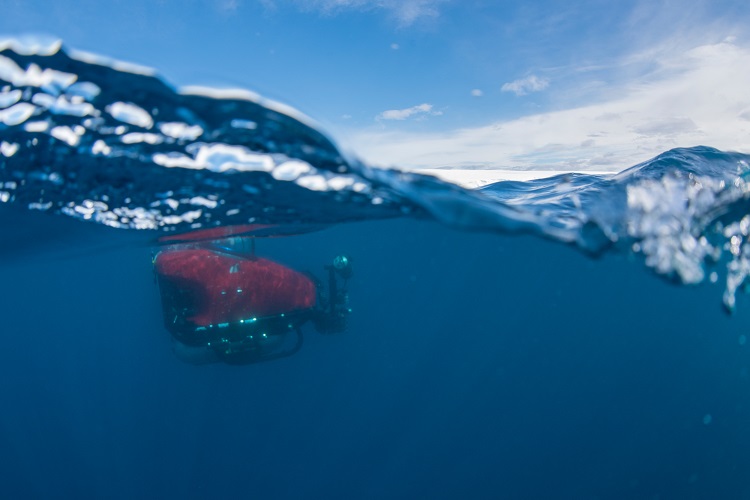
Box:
[2,39,750,310]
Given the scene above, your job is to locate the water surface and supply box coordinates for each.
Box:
[2,39,750,499]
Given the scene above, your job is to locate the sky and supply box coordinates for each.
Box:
[1,0,749,172]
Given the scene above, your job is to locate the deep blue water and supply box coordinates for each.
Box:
[2,40,750,499]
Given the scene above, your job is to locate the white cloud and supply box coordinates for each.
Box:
[501,75,550,96]
[338,39,750,171]
[376,103,439,120]
[265,0,447,26]
[471,89,483,97]
[217,0,240,11]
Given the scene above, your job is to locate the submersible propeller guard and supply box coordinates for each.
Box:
[316,255,353,334]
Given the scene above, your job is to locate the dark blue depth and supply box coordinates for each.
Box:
[1,216,749,499]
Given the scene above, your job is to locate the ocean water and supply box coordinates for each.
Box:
[2,40,750,499]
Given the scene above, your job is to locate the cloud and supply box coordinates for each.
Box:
[471,89,483,97]
[376,103,440,120]
[337,39,750,171]
[633,117,698,136]
[264,0,447,26]
[214,0,244,14]
[501,75,550,96]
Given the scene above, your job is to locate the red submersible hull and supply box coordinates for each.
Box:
[154,248,317,329]
[154,247,319,364]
